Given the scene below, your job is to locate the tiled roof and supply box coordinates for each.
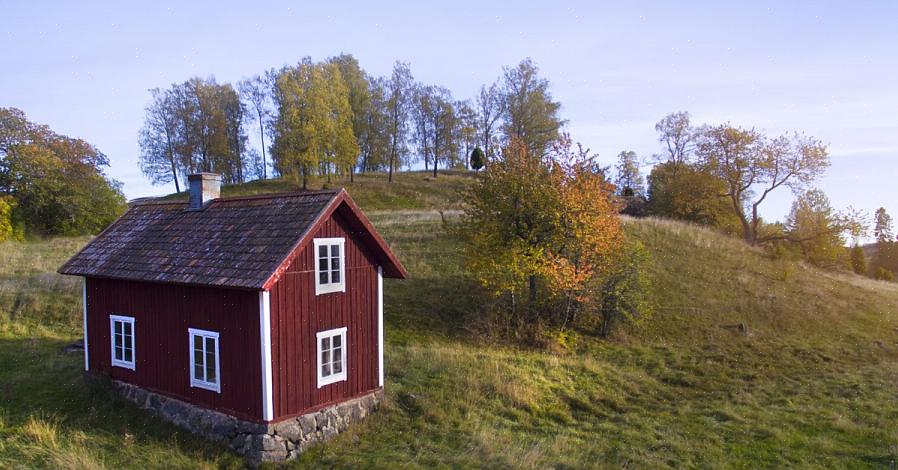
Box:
[59,190,340,289]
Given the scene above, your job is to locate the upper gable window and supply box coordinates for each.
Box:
[314,237,345,295]
[110,314,136,370]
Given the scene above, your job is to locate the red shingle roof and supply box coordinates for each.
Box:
[59,189,406,289]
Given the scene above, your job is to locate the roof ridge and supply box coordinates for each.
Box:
[210,189,341,204]
[130,189,342,207]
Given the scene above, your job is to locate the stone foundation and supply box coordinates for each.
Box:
[111,380,382,464]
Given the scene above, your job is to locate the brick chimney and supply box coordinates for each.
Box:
[187,173,221,210]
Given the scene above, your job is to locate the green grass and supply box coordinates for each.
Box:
[158,171,473,211]
[2,173,898,468]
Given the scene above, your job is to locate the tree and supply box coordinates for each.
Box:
[0,196,15,241]
[0,108,126,236]
[359,75,391,173]
[874,207,893,244]
[501,58,564,157]
[270,60,358,188]
[456,135,626,329]
[138,88,182,192]
[850,245,867,275]
[327,54,371,181]
[613,150,644,197]
[871,208,898,279]
[475,81,504,158]
[646,162,740,232]
[654,112,694,165]
[695,125,829,245]
[470,147,485,171]
[385,62,413,182]
[784,189,848,267]
[238,74,272,179]
[455,100,477,170]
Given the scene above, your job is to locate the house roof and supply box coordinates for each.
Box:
[59,189,407,290]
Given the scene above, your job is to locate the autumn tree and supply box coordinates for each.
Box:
[783,189,849,267]
[327,54,370,181]
[139,77,249,188]
[0,108,126,236]
[646,162,739,232]
[614,150,644,197]
[501,58,564,156]
[270,60,358,188]
[457,135,636,332]
[695,125,829,245]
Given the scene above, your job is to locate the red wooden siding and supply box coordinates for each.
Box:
[85,278,263,422]
[269,206,381,420]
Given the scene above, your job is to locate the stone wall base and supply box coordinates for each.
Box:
[110,380,382,465]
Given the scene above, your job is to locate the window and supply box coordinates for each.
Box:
[314,238,345,295]
[109,315,135,370]
[316,327,347,387]
[189,328,220,393]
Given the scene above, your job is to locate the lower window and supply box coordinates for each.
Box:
[110,315,135,370]
[189,328,220,393]
[316,327,347,388]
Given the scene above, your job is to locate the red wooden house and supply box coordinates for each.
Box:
[59,173,406,461]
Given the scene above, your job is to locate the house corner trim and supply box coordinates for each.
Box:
[83,278,89,371]
[377,266,384,388]
[259,291,274,421]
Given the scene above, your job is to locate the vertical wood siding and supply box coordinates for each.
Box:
[85,278,263,422]
[269,207,381,420]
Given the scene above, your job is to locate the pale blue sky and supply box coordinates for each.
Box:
[2,1,897,227]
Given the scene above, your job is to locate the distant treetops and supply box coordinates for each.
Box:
[137,54,564,191]
[0,108,126,240]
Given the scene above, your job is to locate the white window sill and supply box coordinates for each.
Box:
[317,372,347,388]
[111,360,135,370]
[190,380,221,393]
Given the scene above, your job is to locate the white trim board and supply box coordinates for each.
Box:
[378,266,384,388]
[82,279,89,371]
[259,291,274,422]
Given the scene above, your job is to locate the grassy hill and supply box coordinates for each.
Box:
[2,172,898,468]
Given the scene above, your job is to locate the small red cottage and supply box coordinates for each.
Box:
[59,173,406,462]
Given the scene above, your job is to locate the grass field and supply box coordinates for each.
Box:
[2,173,898,468]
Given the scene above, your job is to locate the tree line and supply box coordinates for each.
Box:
[608,111,888,276]
[138,54,564,191]
[0,108,126,239]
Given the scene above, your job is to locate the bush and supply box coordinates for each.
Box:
[850,245,867,275]
[597,242,654,337]
[874,267,894,282]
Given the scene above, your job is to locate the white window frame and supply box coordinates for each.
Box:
[314,237,346,295]
[109,314,136,370]
[189,328,221,393]
[316,327,347,388]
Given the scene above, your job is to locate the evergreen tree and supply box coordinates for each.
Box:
[470,147,485,171]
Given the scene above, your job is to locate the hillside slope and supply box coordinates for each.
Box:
[1,173,897,468]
